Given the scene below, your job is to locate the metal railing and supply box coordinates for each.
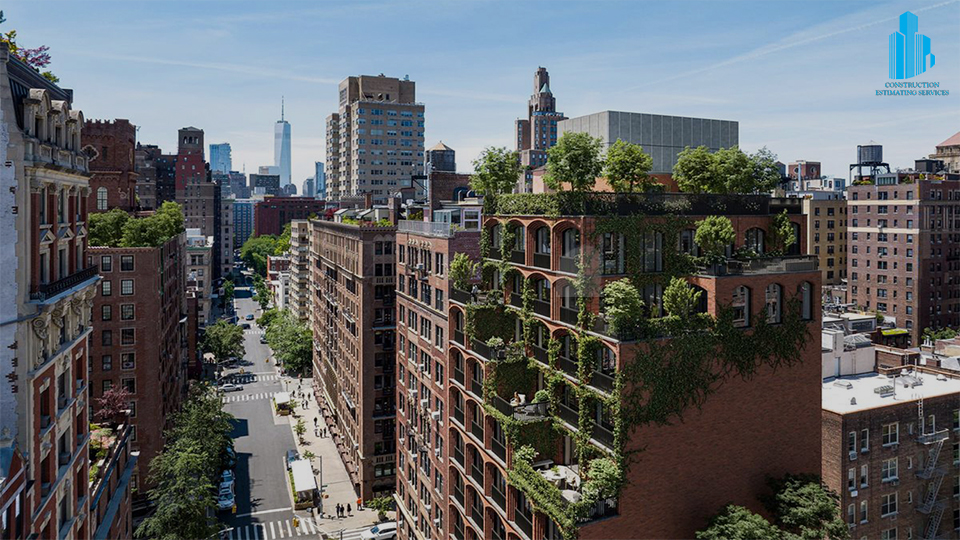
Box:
[453,368,465,386]
[31,265,99,301]
[592,423,615,448]
[451,288,471,305]
[590,371,615,393]
[491,437,506,463]
[533,253,551,269]
[559,257,578,274]
[559,307,578,325]
[698,255,818,276]
[514,508,533,538]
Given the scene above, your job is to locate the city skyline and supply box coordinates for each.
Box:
[4,0,957,183]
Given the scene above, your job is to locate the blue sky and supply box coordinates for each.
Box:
[5,0,959,185]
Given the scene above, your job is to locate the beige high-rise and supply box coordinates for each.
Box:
[325,75,425,204]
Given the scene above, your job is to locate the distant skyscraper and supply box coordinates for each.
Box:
[314,161,325,199]
[275,98,292,187]
[210,142,232,173]
[516,67,566,170]
[325,74,424,203]
[302,177,314,198]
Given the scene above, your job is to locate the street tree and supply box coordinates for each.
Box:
[470,147,522,196]
[222,279,235,304]
[257,308,280,328]
[241,235,280,276]
[544,132,604,192]
[253,276,271,310]
[367,496,394,522]
[202,320,245,365]
[761,474,849,540]
[603,139,658,192]
[264,310,312,373]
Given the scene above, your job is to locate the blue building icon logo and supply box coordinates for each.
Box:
[889,11,935,80]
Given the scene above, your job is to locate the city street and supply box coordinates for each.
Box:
[217,286,373,540]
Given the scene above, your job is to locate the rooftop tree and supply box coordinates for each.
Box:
[675,145,783,194]
[544,132,604,192]
[471,147,522,196]
[695,215,735,262]
[0,13,59,83]
[603,139,660,192]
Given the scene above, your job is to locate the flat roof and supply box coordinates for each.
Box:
[822,372,960,415]
[290,459,316,492]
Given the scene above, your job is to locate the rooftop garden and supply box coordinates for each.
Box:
[88,201,185,248]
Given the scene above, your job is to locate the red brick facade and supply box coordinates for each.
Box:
[255,197,326,237]
[83,119,138,213]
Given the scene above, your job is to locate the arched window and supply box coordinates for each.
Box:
[765,283,782,324]
[679,229,699,256]
[641,231,663,272]
[561,228,580,258]
[535,278,551,301]
[535,227,551,254]
[692,285,709,313]
[596,346,616,375]
[799,282,813,320]
[510,224,526,252]
[642,283,663,317]
[746,228,765,254]
[491,223,502,250]
[732,286,751,327]
[601,232,625,275]
[560,284,577,310]
[96,187,108,211]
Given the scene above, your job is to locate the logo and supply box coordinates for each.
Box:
[888,11,935,80]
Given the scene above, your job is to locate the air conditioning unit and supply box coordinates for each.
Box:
[398,437,405,444]
[418,363,426,372]
[433,519,441,527]
[420,398,429,407]
[434,448,441,457]
[849,451,858,461]
[409,389,418,397]
[424,503,431,511]
[431,411,441,420]
[416,263,424,272]
[850,490,858,497]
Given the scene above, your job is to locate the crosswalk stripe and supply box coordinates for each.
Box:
[278,521,284,538]
[270,521,276,539]
[285,521,292,537]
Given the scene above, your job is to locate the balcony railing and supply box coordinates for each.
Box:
[492,487,506,511]
[451,288,471,305]
[559,307,578,325]
[533,253,550,269]
[454,408,465,426]
[472,340,493,360]
[531,345,549,364]
[471,378,484,398]
[471,506,484,532]
[515,508,533,538]
[489,191,779,217]
[471,421,484,443]
[453,368,465,386]
[533,300,550,317]
[559,256,578,274]
[454,446,465,467]
[510,293,523,308]
[454,487,465,507]
[557,355,578,376]
[592,423,615,448]
[471,465,484,487]
[590,371,615,393]
[557,402,578,427]
[510,251,525,264]
[491,437,506,463]
[698,255,818,276]
[32,265,99,301]
[453,330,465,347]
[492,395,548,422]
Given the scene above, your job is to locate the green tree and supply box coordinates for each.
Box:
[119,201,185,248]
[257,308,280,328]
[449,253,478,291]
[275,223,292,255]
[761,474,849,540]
[470,146,522,196]
[751,146,783,193]
[367,496,394,522]
[264,310,312,373]
[674,145,722,194]
[697,505,782,540]
[769,211,797,255]
[241,235,280,276]
[253,276,271,310]
[294,418,306,442]
[88,208,129,247]
[202,320,245,364]
[714,146,755,194]
[662,277,703,318]
[603,139,659,192]
[602,279,644,337]
[695,216,735,261]
[222,279,235,303]
[544,132,604,192]
[922,327,957,341]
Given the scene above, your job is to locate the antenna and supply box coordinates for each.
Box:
[281,96,285,122]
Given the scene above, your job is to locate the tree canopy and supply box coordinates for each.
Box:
[0,14,59,83]
[922,326,957,342]
[88,202,184,248]
[544,132,604,192]
[663,276,703,317]
[695,215,735,260]
[674,145,782,194]
[263,310,312,374]
[471,146,523,196]
[696,505,783,540]
[603,139,660,192]
[769,211,797,255]
[240,235,281,276]
[202,320,245,364]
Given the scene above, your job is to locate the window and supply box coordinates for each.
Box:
[101,330,112,346]
[745,228,765,254]
[101,305,112,321]
[860,464,869,487]
[732,286,751,327]
[799,282,813,320]
[561,228,580,260]
[640,231,663,272]
[535,227,550,254]
[859,500,868,523]
[765,283,782,324]
[120,256,134,272]
[101,280,112,296]
[96,187,108,210]
[120,279,134,295]
[848,468,856,490]
[861,428,870,452]
[121,328,135,345]
[121,353,135,370]
[848,431,857,453]
[881,422,898,446]
[101,355,112,371]
[880,493,897,517]
[121,378,136,394]
[100,255,112,272]
[121,304,135,320]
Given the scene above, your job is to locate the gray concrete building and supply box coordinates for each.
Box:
[559,111,739,173]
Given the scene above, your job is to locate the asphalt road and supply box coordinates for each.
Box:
[219,287,304,537]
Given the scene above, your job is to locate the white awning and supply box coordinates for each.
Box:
[274,392,291,405]
[290,459,316,492]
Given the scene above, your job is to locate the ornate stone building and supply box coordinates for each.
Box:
[0,43,101,539]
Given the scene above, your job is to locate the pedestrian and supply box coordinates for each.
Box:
[357,498,363,510]
[347,503,352,515]
[314,417,318,427]
[335,503,341,518]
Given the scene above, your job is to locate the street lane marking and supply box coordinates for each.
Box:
[278,521,284,538]
[269,521,276,539]
[236,507,291,518]
[285,521,292,537]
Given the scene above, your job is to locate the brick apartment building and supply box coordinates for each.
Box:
[801,195,848,286]
[393,219,480,539]
[83,118,139,213]
[288,220,312,322]
[395,192,824,540]
[310,219,398,500]
[847,176,960,344]
[325,74,425,204]
[175,127,222,284]
[822,364,959,540]
[254,196,326,237]
[89,233,188,491]
[186,229,215,326]
[0,43,101,539]
[516,67,566,174]
[221,194,235,278]
[134,143,176,210]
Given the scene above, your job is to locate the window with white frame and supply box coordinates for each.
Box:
[880,493,898,517]
[881,458,898,481]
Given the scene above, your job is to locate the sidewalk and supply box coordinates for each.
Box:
[280,375,390,534]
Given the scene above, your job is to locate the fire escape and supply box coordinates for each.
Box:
[915,397,951,540]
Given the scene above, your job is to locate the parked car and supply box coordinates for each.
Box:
[361,522,397,540]
[221,469,235,484]
[220,383,243,392]
[240,323,250,329]
[285,449,299,470]
[217,485,235,511]
[245,314,255,321]
[259,335,268,344]
[223,445,237,469]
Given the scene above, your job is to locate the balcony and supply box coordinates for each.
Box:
[492,486,506,511]
[453,330,465,347]
[697,255,818,277]
[533,300,550,317]
[453,368,465,387]
[557,402,578,427]
[471,506,484,533]
[454,487,465,507]
[451,288,471,305]
[559,307,578,326]
[454,445,465,467]
[510,251,525,264]
[471,464,484,487]
[514,507,533,538]
[510,293,523,308]
[471,378,484,398]
[592,423,615,449]
[454,407,465,427]
[531,345,549,364]
[590,371,615,394]
[557,355,578,376]
[492,396,548,422]
[533,253,550,269]
[31,265,99,302]
[488,191,779,217]
[471,421,484,443]
[472,340,493,360]
[491,436,506,463]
